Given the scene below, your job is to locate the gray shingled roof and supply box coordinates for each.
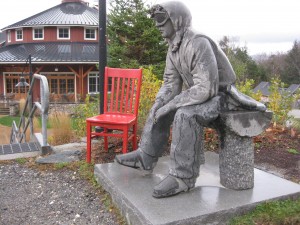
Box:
[286,84,300,94]
[2,2,98,31]
[253,81,300,96]
[253,81,270,96]
[0,42,99,64]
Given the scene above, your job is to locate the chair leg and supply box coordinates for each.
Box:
[122,127,128,154]
[132,124,138,150]
[104,128,108,152]
[86,122,92,163]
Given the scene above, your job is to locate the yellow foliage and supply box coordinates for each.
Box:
[138,67,162,133]
[236,79,262,101]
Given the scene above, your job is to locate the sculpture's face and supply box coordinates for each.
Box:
[156,19,175,39]
[151,5,175,40]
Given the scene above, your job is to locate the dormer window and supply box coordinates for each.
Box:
[16,29,23,41]
[33,28,44,40]
[7,31,11,42]
[84,28,96,40]
[57,27,70,40]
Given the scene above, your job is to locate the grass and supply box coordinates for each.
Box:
[230,198,300,225]
[15,158,27,164]
[287,148,299,155]
[0,116,20,127]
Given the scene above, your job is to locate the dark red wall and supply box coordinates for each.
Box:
[6,26,98,45]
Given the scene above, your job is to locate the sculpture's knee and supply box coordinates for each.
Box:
[174,108,193,123]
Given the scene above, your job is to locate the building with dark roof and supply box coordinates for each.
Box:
[254,81,300,108]
[0,0,100,102]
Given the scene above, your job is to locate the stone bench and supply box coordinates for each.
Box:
[211,110,272,190]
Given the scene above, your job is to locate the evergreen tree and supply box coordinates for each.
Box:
[107,0,167,78]
[282,41,300,84]
[219,36,267,84]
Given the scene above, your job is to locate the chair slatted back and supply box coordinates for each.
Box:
[104,67,142,116]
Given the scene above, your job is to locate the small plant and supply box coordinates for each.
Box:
[287,148,299,155]
[54,162,69,169]
[268,77,295,127]
[15,158,27,164]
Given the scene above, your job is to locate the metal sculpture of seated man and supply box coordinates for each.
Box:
[115,1,266,198]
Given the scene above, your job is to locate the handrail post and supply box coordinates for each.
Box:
[10,73,51,154]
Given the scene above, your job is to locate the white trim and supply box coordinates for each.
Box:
[57,27,70,40]
[1,24,98,32]
[3,73,6,95]
[7,31,11,43]
[15,29,23,41]
[0,61,98,65]
[88,72,99,94]
[84,27,97,40]
[40,72,75,75]
[32,27,44,40]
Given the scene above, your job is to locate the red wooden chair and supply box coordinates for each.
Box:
[86,67,143,163]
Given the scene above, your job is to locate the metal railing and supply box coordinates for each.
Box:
[10,74,50,149]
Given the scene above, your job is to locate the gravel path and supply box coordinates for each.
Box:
[0,163,120,225]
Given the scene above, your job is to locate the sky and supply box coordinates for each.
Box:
[0,0,299,56]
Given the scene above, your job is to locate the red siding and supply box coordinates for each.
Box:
[6,26,98,45]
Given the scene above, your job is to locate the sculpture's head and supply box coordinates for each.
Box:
[150,1,192,52]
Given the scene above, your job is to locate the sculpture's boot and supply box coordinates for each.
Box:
[152,175,194,198]
[115,149,158,172]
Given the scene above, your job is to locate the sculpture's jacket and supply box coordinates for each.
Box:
[156,1,266,111]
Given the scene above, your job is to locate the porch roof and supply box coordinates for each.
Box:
[0,42,99,64]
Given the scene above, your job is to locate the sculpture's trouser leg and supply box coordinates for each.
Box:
[138,109,175,158]
[168,97,221,187]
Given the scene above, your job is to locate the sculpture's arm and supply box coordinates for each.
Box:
[149,56,183,119]
[155,37,219,120]
[155,56,183,105]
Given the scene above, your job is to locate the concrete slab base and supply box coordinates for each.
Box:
[94,152,300,225]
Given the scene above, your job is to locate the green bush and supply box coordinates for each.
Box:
[72,95,99,137]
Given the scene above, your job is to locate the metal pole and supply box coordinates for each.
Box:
[28,54,34,139]
[99,0,107,114]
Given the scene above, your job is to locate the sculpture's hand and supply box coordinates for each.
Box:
[148,100,164,120]
[154,103,176,123]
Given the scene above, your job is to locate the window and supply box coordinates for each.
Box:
[50,79,58,94]
[57,27,70,39]
[5,74,29,94]
[88,73,99,93]
[33,28,44,40]
[48,75,75,95]
[7,31,11,42]
[16,29,23,41]
[85,28,96,40]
